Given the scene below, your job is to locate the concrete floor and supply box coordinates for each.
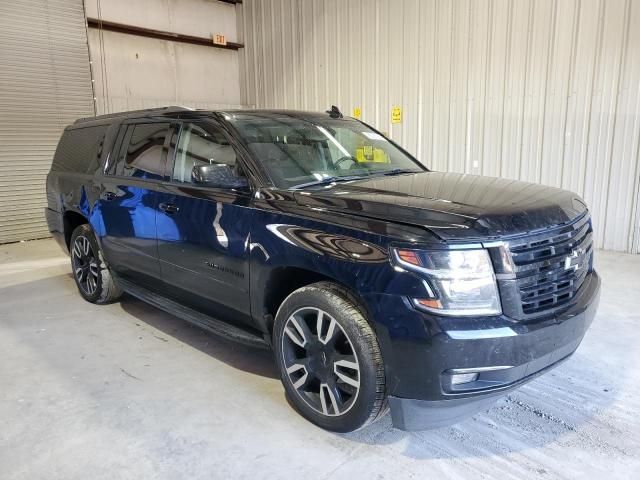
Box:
[0,239,639,480]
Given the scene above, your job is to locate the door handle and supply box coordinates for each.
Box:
[103,191,117,201]
[159,202,179,214]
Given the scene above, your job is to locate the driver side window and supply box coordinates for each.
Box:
[172,123,238,183]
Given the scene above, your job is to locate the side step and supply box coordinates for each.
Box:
[116,277,269,349]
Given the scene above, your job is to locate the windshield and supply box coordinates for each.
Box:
[226,113,425,189]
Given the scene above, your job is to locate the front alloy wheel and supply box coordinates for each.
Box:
[274,282,387,432]
[282,307,361,417]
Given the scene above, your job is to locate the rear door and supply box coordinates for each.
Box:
[98,121,171,289]
[155,120,254,327]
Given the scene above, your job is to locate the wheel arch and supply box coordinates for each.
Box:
[63,210,89,251]
[259,266,373,337]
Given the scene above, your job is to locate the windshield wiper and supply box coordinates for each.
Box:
[377,168,420,176]
[291,169,419,189]
[292,175,366,189]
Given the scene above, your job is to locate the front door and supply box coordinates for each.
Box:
[155,121,254,327]
[98,121,170,289]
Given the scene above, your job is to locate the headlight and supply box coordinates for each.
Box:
[392,248,502,316]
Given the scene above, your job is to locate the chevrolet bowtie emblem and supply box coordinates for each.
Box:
[564,247,585,271]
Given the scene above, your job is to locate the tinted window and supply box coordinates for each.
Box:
[117,123,169,180]
[52,125,108,174]
[172,123,238,183]
[104,125,128,175]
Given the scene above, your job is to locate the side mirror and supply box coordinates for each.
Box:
[191,164,249,189]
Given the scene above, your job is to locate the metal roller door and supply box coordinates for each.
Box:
[0,0,94,243]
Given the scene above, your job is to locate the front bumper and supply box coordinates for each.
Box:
[367,270,600,431]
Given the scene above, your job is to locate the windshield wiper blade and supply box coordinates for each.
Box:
[378,168,419,176]
[292,169,418,189]
[292,175,365,189]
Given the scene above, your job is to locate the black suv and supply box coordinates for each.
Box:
[46,106,600,432]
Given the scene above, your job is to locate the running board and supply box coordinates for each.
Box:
[116,277,269,349]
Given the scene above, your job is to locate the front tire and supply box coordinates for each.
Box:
[69,223,122,304]
[273,282,387,432]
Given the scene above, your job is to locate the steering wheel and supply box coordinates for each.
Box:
[334,155,357,169]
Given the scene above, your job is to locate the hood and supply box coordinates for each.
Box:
[293,171,588,241]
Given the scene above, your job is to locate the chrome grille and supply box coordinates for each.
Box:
[508,214,593,316]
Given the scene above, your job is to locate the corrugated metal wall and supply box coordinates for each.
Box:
[239,0,640,253]
[0,0,95,243]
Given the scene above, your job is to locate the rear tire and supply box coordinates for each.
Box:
[273,281,387,432]
[69,223,122,304]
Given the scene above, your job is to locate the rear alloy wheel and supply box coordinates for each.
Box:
[274,282,387,432]
[71,234,99,296]
[69,224,122,304]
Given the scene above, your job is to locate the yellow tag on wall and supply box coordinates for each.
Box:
[391,106,402,124]
[352,107,361,119]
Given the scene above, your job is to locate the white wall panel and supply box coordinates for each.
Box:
[84,0,238,42]
[86,0,243,114]
[240,0,640,253]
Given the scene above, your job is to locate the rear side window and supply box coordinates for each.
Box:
[111,123,169,180]
[52,125,108,174]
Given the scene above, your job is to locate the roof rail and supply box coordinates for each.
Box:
[74,105,194,123]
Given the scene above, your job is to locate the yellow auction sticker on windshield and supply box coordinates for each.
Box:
[356,147,390,163]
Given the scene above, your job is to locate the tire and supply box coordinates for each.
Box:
[273,281,387,432]
[69,223,122,304]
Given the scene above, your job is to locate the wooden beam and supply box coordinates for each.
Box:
[86,18,243,51]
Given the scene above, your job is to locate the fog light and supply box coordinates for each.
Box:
[450,372,479,385]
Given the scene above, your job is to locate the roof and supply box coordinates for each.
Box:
[73,106,195,124]
[73,106,347,125]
